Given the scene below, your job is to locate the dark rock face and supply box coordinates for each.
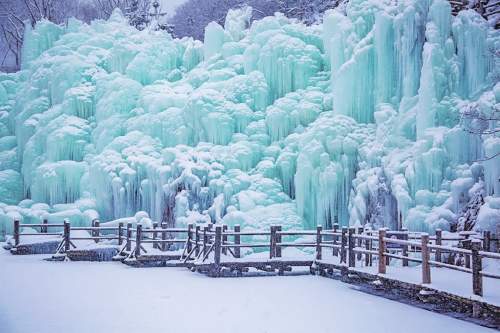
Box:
[331,268,500,329]
[10,241,60,255]
[66,248,119,262]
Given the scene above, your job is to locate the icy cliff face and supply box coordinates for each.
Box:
[0,1,498,239]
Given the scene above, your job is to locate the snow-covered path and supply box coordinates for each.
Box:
[0,250,495,333]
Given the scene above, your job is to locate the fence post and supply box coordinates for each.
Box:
[162,223,167,251]
[340,227,347,264]
[462,238,472,269]
[135,224,142,257]
[94,220,100,243]
[234,225,241,258]
[13,220,20,247]
[64,220,70,253]
[421,233,431,284]
[42,219,48,233]
[402,228,409,267]
[365,229,371,267]
[482,231,491,252]
[435,228,442,263]
[222,224,228,256]
[203,226,209,257]
[333,223,339,256]
[348,227,355,267]
[118,222,123,246]
[276,225,282,258]
[496,223,500,253]
[214,226,222,269]
[195,225,200,256]
[152,222,158,249]
[270,226,277,259]
[187,223,193,254]
[471,239,483,296]
[316,225,323,261]
[126,223,132,252]
[356,227,363,261]
[378,228,386,274]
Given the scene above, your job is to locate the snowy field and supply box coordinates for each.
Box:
[0,249,496,333]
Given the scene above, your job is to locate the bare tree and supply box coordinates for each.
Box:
[0,0,151,71]
[171,0,280,40]
[0,0,74,70]
[170,0,346,40]
[277,0,343,24]
[0,1,25,69]
[459,102,500,161]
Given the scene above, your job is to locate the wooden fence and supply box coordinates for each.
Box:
[13,220,64,247]
[11,219,500,296]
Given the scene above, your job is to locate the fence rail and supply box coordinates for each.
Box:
[11,219,500,296]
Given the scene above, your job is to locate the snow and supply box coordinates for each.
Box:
[0,249,496,333]
[355,262,500,307]
[0,1,499,241]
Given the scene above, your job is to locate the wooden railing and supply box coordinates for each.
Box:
[13,220,64,247]
[317,226,499,296]
[11,220,499,296]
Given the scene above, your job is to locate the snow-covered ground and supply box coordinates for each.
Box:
[0,249,496,333]
[356,262,500,307]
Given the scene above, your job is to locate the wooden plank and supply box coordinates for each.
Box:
[162,224,168,251]
[421,233,431,284]
[378,229,386,274]
[401,228,409,267]
[234,225,240,258]
[64,220,71,253]
[135,224,142,257]
[365,232,372,266]
[118,222,123,246]
[340,227,347,264]
[332,223,339,256]
[203,226,209,257]
[187,223,193,254]
[94,220,100,243]
[136,254,183,261]
[471,240,482,296]
[356,227,363,261]
[195,225,200,256]
[222,224,227,256]
[152,222,158,249]
[435,228,442,263]
[348,227,355,267]
[276,225,282,258]
[14,220,19,247]
[270,226,277,259]
[126,223,132,252]
[214,226,222,269]
[482,231,491,252]
[316,225,322,261]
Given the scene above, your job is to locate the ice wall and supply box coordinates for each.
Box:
[323,0,499,232]
[0,3,498,239]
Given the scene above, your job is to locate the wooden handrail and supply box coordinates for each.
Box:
[11,219,500,296]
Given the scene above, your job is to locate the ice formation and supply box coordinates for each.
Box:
[0,1,499,240]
